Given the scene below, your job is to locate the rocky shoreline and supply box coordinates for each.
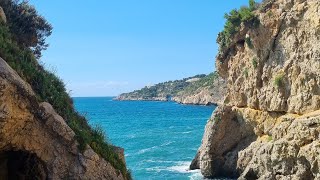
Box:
[115,95,220,106]
[116,73,227,106]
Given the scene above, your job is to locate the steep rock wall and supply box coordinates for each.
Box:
[192,0,320,179]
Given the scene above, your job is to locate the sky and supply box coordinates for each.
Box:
[29,0,253,97]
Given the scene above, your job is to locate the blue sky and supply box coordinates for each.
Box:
[29,0,253,97]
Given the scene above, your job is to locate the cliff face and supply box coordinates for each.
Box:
[0,58,125,179]
[172,75,226,105]
[192,0,320,179]
[117,73,226,105]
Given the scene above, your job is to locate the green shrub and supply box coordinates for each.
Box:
[0,0,52,58]
[252,58,258,68]
[243,68,249,78]
[224,98,230,105]
[217,0,260,51]
[214,116,221,122]
[245,37,254,49]
[249,0,257,11]
[274,73,285,87]
[267,135,273,142]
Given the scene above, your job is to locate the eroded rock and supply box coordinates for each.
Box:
[193,0,320,179]
[0,57,125,179]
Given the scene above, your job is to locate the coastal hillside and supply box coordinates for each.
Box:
[116,72,226,105]
[191,0,320,179]
[0,1,130,179]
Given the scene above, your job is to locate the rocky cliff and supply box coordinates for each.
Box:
[172,74,226,105]
[0,58,127,179]
[191,0,320,179]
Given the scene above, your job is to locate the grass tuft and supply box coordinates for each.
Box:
[252,58,258,68]
[243,68,249,78]
[274,73,285,87]
[245,37,254,49]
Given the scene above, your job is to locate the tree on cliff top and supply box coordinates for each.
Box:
[0,0,52,59]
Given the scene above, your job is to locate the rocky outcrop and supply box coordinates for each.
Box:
[172,76,226,105]
[0,57,125,179]
[117,73,226,105]
[116,96,168,102]
[0,7,6,23]
[192,0,320,179]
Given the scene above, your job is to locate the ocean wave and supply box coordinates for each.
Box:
[137,146,158,155]
[160,141,174,146]
[136,141,174,155]
[145,167,163,173]
[145,161,200,174]
[167,161,199,174]
[145,159,175,163]
[181,131,193,134]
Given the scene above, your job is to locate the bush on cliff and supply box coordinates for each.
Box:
[274,73,285,87]
[217,0,259,51]
[0,1,131,179]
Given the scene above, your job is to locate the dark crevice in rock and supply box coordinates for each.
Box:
[244,168,259,180]
[0,150,48,180]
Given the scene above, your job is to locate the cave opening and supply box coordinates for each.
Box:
[0,150,47,180]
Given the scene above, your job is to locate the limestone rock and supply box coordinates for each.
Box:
[0,57,125,179]
[0,7,6,23]
[117,74,227,106]
[172,77,227,106]
[218,0,320,114]
[192,0,320,179]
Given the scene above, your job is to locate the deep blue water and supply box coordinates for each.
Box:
[73,97,215,180]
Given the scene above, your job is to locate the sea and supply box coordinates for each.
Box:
[73,97,216,180]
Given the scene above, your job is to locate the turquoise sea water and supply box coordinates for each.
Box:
[73,97,215,180]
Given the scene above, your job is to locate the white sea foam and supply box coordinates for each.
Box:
[137,146,158,154]
[181,131,193,134]
[167,161,199,173]
[160,141,174,146]
[144,161,205,179]
[189,171,203,180]
[136,141,174,155]
[145,159,174,163]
